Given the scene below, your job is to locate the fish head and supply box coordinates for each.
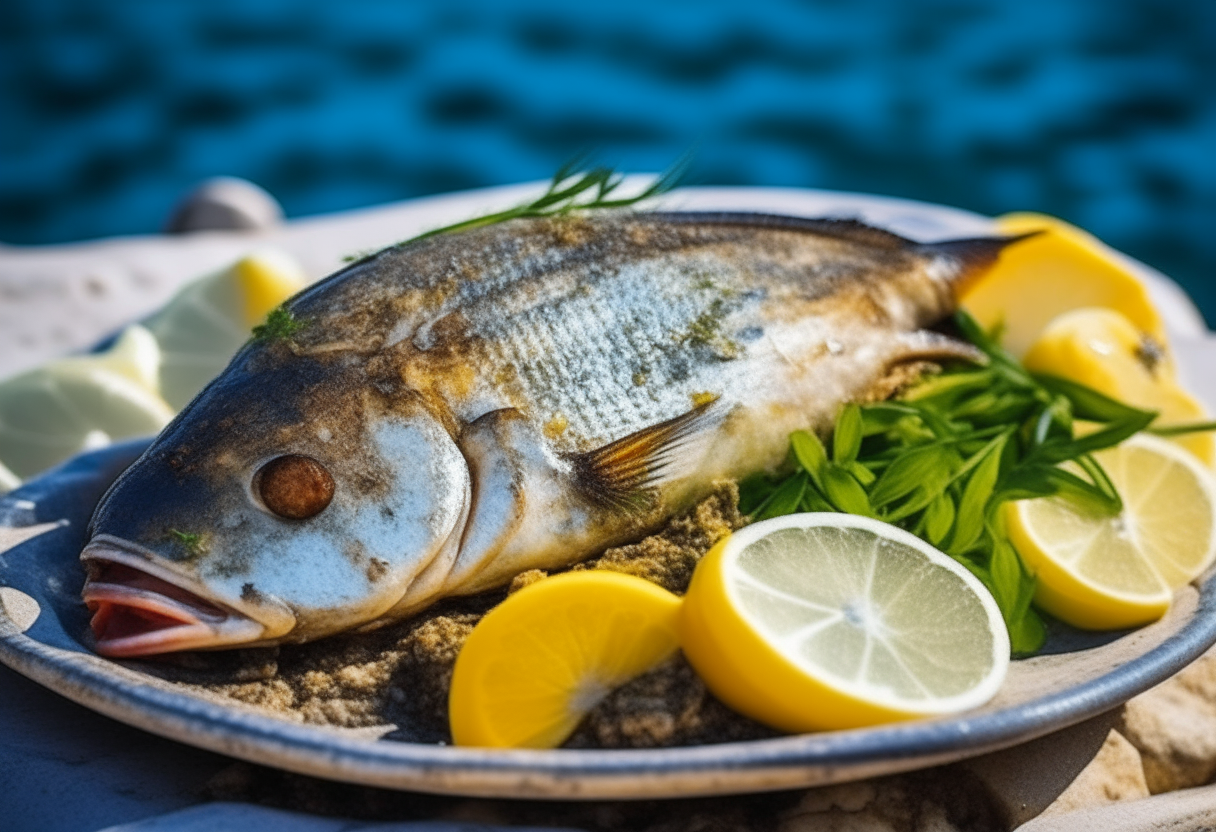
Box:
[81,348,470,657]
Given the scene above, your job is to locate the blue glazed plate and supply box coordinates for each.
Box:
[2,188,1215,800]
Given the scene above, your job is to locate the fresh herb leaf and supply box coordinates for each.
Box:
[1029,410,1156,465]
[923,494,956,547]
[1149,420,1216,437]
[833,404,862,464]
[167,528,206,556]
[252,306,306,343]
[821,465,874,517]
[789,430,829,492]
[1033,373,1156,423]
[948,434,1007,556]
[755,472,808,521]
[411,156,687,246]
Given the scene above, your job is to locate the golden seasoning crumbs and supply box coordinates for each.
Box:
[543,414,569,438]
[164,482,765,747]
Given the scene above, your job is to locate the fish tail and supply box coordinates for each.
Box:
[918,231,1041,297]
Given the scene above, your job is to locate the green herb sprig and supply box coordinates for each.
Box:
[739,310,1164,655]
[167,528,206,556]
[342,156,690,264]
[252,306,307,343]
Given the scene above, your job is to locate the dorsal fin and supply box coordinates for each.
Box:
[643,211,917,250]
[570,399,721,510]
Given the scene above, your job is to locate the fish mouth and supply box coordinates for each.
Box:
[81,538,266,657]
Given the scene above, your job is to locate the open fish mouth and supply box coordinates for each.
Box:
[82,538,265,657]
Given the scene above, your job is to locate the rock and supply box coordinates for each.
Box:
[1119,648,1216,793]
[777,773,999,832]
[1015,783,1216,832]
[164,177,284,233]
[1038,730,1149,817]
[961,710,1124,827]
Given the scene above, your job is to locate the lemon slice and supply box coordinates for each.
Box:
[0,359,174,480]
[1007,433,1216,630]
[145,249,307,409]
[449,571,682,748]
[1024,307,1212,465]
[962,213,1166,359]
[681,514,1009,733]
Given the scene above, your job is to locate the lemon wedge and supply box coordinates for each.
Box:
[1007,433,1216,630]
[0,334,174,479]
[1024,307,1175,392]
[680,514,1009,733]
[145,249,307,409]
[1023,307,1212,465]
[449,571,682,748]
[962,213,1166,359]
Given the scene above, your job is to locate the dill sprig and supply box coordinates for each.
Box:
[252,305,307,343]
[410,155,690,243]
[342,156,690,263]
[739,310,1166,656]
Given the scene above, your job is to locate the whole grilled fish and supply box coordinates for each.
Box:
[81,212,1021,656]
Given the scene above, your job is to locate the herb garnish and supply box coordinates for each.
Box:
[167,528,206,556]
[341,156,690,264]
[739,310,1179,655]
[252,305,306,343]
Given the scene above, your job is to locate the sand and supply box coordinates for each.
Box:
[147,481,774,747]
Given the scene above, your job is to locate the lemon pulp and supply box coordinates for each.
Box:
[1007,433,1216,630]
[449,570,681,748]
[681,513,1009,733]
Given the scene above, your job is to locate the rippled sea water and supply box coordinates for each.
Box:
[1,0,1213,316]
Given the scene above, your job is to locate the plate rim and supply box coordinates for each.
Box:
[3,575,1215,799]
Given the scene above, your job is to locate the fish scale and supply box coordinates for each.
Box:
[472,254,753,449]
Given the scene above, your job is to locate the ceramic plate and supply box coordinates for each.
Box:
[2,188,1215,800]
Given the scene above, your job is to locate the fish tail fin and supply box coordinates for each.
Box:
[917,231,1042,297]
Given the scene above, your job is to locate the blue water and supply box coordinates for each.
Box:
[2,0,1214,316]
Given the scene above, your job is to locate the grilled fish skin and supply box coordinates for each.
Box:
[80,211,1021,656]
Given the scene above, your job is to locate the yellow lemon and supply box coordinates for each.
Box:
[0,331,174,479]
[1023,307,1212,465]
[961,213,1166,359]
[680,513,1009,733]
[144,249,308,409]
[1007,433,1216,630]
[449,571,682,748]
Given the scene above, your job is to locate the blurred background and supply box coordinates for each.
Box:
[1,0,1213,316]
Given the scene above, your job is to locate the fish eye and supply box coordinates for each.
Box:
[254,455,335,520]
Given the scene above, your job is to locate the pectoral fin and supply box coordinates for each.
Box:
[570,398,722,510]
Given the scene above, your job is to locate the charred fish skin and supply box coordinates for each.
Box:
[81,212,1020,654]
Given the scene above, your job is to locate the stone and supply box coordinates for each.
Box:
[1037,730,1149,817]
[777,773,1000,832]
[1119,648,1216,793]
[164,177,284,233]
[1015,783,1216,832]
[960,710,1124,827]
